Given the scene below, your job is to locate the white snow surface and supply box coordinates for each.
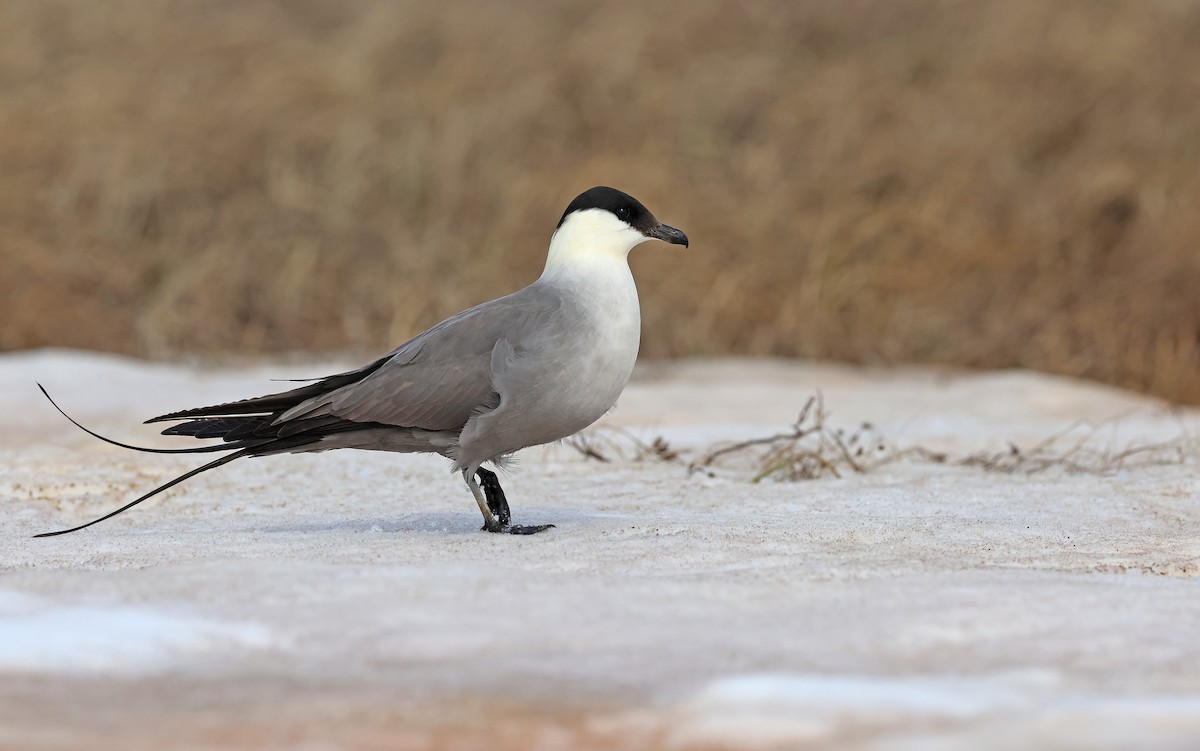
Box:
[1,349,1199,750]
[0,589,274,674]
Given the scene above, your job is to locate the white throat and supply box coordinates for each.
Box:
[536,208,645,400]
[540,209,649,281]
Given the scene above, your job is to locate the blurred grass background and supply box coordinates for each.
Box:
[1,0,1198,402]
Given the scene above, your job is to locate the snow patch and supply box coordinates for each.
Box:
[668,671,1048,746]
[0,590,275,674]
[688,671,1038,716]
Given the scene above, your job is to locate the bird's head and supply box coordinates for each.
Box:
[544,186,688,273]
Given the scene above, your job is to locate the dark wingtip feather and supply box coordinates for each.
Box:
[144,399,270,424]
[144,357,390,424]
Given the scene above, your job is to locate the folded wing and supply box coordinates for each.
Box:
[149,288,563,446]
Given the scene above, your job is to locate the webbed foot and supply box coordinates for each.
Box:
[481,520,556,535]
[473,467,554,534]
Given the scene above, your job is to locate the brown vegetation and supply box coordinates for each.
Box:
[685,394,1195,481]
[1,0,1198,401]
[567,394,1195,481]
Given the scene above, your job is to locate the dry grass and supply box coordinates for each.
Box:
[684,394,1196,481]
[566,394,1196,481]
[689,395,892,481]
[1,0,1198,401]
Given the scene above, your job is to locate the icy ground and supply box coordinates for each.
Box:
[1,350,1198,750]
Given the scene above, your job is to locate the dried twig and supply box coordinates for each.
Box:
[566,393,1197,483]
[947,417,1190,474]
[563,426,682,465]
[692,396,1196,481]
[688,393,892,481]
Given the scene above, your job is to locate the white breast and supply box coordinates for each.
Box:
[558,266,642,394]
[454,209,651,465]
[537,207,648,400]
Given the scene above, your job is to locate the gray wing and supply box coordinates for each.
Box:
[277,286,563,431]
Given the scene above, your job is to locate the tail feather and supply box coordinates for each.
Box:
[34,449,251,537]
[33,428,345,537]
[38,385,240,455]
[36,362,399,536]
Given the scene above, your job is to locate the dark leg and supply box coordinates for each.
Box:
[475,467,554,535]
[475,467,510,526]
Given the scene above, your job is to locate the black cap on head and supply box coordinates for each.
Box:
[557,186,689,248]
[558,186,657,232]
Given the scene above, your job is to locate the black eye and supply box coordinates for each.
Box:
[616,206,631,221]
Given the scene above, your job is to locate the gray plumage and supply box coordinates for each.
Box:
[36,186,688,537]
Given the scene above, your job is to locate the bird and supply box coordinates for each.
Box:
[36,186,688,537]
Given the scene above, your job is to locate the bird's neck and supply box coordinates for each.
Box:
[538,226,640,318]
[539,214,644,284]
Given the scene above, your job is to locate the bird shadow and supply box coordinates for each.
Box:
[245,507,590,536]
